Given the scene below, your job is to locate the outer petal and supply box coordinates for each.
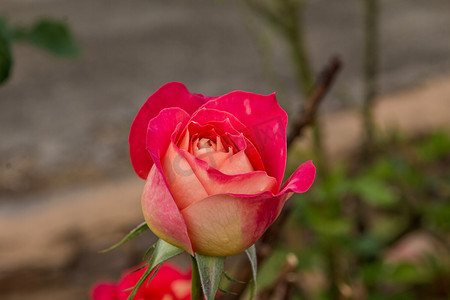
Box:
[181,192,285,256]
[199,91,288,185]
[145,107,191,161]
[180,160,316,256]
[130,82,209,179]
[142,165,193,255]
[279,160,316,194]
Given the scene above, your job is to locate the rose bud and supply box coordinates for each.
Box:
[130,82,316,256]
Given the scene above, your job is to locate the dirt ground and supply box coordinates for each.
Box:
[1,0,450,299]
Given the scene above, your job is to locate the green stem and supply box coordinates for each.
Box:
[191,256,203,300]
[362,0,379,158]
[281,2,326,172]
[282,3,314,96]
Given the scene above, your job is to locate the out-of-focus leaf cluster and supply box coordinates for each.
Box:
[260,130,450,299]
[0,16,79,85]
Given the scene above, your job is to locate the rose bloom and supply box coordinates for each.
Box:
[91,263,191,300]
[130,82,316,256]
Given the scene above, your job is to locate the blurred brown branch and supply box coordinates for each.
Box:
[287,56,342,147]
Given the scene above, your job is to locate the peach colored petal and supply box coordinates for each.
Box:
[218,150,254,175]
[196,150,233,170]
[181,192,285,256]
[163,142,208,210]
[182,151,278,196]
[180,161,316,256]
[142,166,193,255]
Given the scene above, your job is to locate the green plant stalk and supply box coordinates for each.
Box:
[283,8,314,96]
[282,2,326,173]
[191,256,204,300]
[354,2,379,293]
[325,243,341,299]
[362,0,379,157]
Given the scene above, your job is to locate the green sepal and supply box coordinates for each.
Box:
[128,264,147,275]
[218,287,237,295]
[127,239,184,300]
[245,245,258,299]
[223,271,245,284]
[142,243,156,260]
[195,253,225,300]
[123,264,161,292]
[99,221,148,253]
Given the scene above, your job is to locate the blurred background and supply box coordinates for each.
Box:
[1,0,449,299]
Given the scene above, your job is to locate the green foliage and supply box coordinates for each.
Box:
[351,176,399,207]
[257,248,289,289]
[415,130,450,163]
[99,221,149,253]
[28,19,80,56]
[426,202,450,231]
[0,18,12,84]
[388,262,431,284]
[287,130,450,299]
[0,16,79,85]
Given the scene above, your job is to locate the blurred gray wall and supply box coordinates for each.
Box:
[1,0,449,196]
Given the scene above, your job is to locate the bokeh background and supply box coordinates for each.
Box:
[1,0,449,299]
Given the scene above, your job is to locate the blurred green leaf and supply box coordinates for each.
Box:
[0,18,12,84]
[415,131,450,163]
[28,18,79,57]
[361,261,383,285]
[389,262,431,284]
[426,202,450,231]
[257,248,288,289]
[371,215,406,241]
[355,234,382,257]
[352,177,399,207]
[313,215,351,238]
[367,157,395,180]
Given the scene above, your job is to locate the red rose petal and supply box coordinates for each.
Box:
[199,91,288,184]
[129,82,208,179]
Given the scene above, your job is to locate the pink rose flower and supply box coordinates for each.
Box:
[91,263,191,300]
[130,82,316,256]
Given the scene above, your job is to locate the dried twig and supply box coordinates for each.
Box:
[287,56,342,147]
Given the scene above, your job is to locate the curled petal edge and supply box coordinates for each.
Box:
[180,160,316,256]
